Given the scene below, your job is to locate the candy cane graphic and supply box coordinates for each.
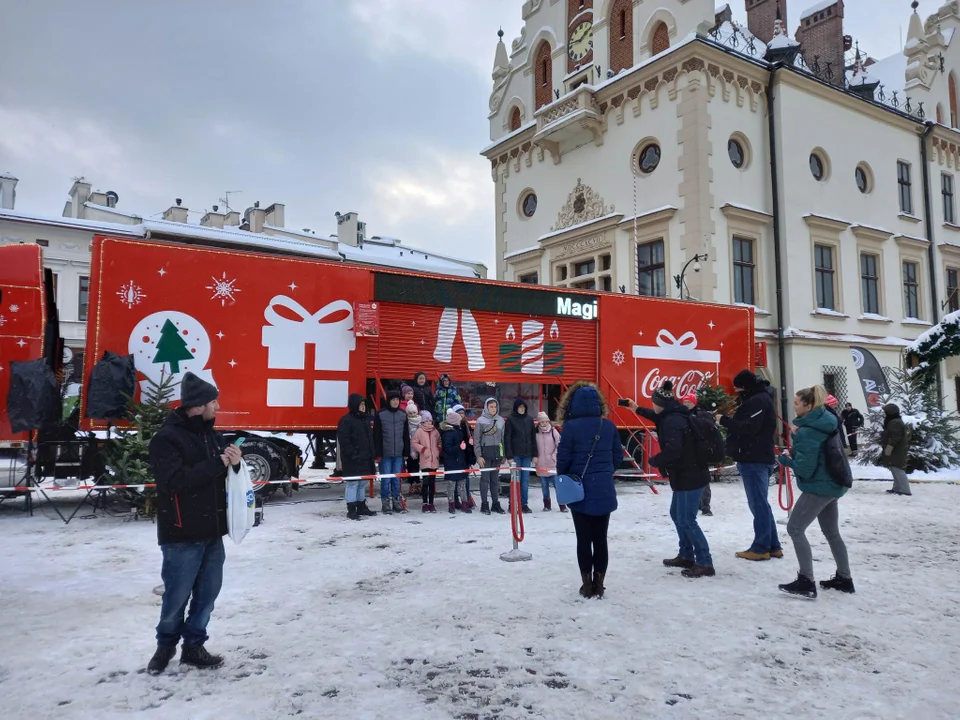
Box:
[433,308,486,371]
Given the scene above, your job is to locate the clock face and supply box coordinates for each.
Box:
[568,20,593,62]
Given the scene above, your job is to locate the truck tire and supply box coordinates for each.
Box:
[242,440,284,498]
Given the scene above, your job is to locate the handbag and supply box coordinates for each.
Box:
[555,420,603,506]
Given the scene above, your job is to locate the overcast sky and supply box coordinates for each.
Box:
[0,0,931,272]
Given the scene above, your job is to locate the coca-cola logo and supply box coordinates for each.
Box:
[641,368,715,398]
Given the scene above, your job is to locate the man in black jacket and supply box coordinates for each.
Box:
[648,387,715,578]
[146,373,241,674]
[718,369,783,562]
[840,402,865,454]
[337,394,378,520]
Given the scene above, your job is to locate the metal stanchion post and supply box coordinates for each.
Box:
[500,466,532,562]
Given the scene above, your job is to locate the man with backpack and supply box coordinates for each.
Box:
[645,383,715,578]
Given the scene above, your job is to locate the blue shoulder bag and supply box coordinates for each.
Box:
[554,420,603,506]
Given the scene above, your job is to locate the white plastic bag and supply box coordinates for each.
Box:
[226,461,256,545]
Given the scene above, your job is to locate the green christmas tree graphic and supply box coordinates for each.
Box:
[153,318,194,373]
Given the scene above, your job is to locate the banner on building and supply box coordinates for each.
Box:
[850,345,890,408]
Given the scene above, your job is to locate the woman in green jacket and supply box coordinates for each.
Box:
[777,385,855,599]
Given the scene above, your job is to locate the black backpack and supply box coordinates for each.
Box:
[816,426,854,488]
[686,411,726,466]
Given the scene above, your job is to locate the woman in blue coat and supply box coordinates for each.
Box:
[556,381,623,599]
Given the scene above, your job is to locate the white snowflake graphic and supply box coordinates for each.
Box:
[9,305,18,313]
[117,281,147,309]
[612,349,625,366]
[206,272,241,306]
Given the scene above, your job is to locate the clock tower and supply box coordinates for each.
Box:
[567,0,594,73]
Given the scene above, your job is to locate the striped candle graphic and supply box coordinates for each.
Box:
[520,320,544,375]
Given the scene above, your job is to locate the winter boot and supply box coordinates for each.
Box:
[421,503,429,513]
[393,497,407,514]
[381,499,393,514]
[347,502,361,521]
[559,504,568,513]
[736,550,770,561]
[357,500,377,517]
[681,565,716,578]
[492,502,506,514]
[543,498,552,511]
[521,504,532,514]
[779,573,818,599]
[819,574,856,594]
[460,500,472,514]
[578,573,594,598]
[769,549,784,559]
[662,556,695,569]
[147,645,177,674]
[448,501,456,515]
[180,644,224,668]
[592,571,606,599]
[428,504,437,513]
[480,501,491,515]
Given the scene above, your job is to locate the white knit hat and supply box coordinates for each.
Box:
[406,402,419,415]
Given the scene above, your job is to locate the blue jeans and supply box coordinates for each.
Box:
[540,475,555,500]
[345,479,366,503]
[738,462,782,553]
[514,456,531,505]
[156,537,225,648]
[670,488,712,567]
[379,456,403,500]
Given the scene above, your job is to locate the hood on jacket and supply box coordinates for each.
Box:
[414,372,428,386]
[439,421,457,432]
[483,397,499,417]
[884,403,901,418]
[566,385,603,419]
[512,397,528,415]
[439,373,452,388]
[795,405,838,434]
[166,408,216,434]
[348,393,366,416]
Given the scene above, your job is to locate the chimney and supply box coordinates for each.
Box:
[200,204,226,229]
[223,210,241,226]
[0,173,17,210]
[335,211,363,247]
[106,190,119,208]
[264,202,285,228]
[714,4,733,31]
[65,179,92,218]
[244,201,265,233]
[746,0,785,44]
[162,198,189,224]
[796,0,845,87]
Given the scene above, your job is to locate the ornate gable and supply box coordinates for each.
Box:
[550,178,615,231]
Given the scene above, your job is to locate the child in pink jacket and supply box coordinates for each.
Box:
[535,411,566,512]
[412,410,441,512]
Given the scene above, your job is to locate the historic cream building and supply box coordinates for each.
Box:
[482,0,960,413]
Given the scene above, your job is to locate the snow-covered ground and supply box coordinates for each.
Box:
[1,479,959,719]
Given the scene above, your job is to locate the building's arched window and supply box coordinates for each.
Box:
[509,107,522,131]
[937,103,944,125]
[609,0,633,73]
[651,21,670,56]
[950,73,958,128]
[535,41,553,110]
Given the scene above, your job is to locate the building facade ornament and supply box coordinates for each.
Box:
[554,233,610,259]
[550,178,614,232]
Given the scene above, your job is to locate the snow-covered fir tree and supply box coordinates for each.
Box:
[858,367,960,472]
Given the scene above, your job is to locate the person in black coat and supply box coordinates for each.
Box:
[648,386,714,578]
[504,397,538,513]
[718,369,783,562]
[440,408,470,514]
[411,372,434,422]
[337,393,378,520]
[146,373,241,674]
[840,402,865,454]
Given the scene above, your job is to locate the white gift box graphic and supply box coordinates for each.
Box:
[262,296,356,370]
[633,329,721,399]
[262,296,355,408]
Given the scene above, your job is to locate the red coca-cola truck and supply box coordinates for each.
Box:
[0,236,753,490]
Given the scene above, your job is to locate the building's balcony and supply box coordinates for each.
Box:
[532,86,603,164]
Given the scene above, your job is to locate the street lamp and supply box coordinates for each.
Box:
[674,253,708,300]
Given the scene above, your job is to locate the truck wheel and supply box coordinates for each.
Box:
[242,440,283,497]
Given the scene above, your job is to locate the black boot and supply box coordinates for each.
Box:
[579,573,594,598]
[492,502,506,514]
[779,573,817,599]
[480,501,491,515]
[347,502,361,521]
[592,571,606,599]
[147,644,177,674]
[543,498,552,511]
[819,574,856,594]
[662,556,695,569]
[180,644,223,668]
[521,504,532,514]
[357,500,377,516]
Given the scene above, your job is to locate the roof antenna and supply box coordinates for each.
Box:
[219,190,242,212]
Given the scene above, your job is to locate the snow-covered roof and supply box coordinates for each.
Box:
[768,32,799,50]
[755,326,914,347]
[712,21,767,59]
[82,201,142,222]
[0,208,143,236]
[503,245,541,260]
[864,51,906,98]
[800,0,838,21]
[715,3,730,14]
[142,218,342,260]
[339,242,479,278]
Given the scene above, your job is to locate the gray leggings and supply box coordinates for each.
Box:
[786,492,851,581]
[890,467,912,495]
